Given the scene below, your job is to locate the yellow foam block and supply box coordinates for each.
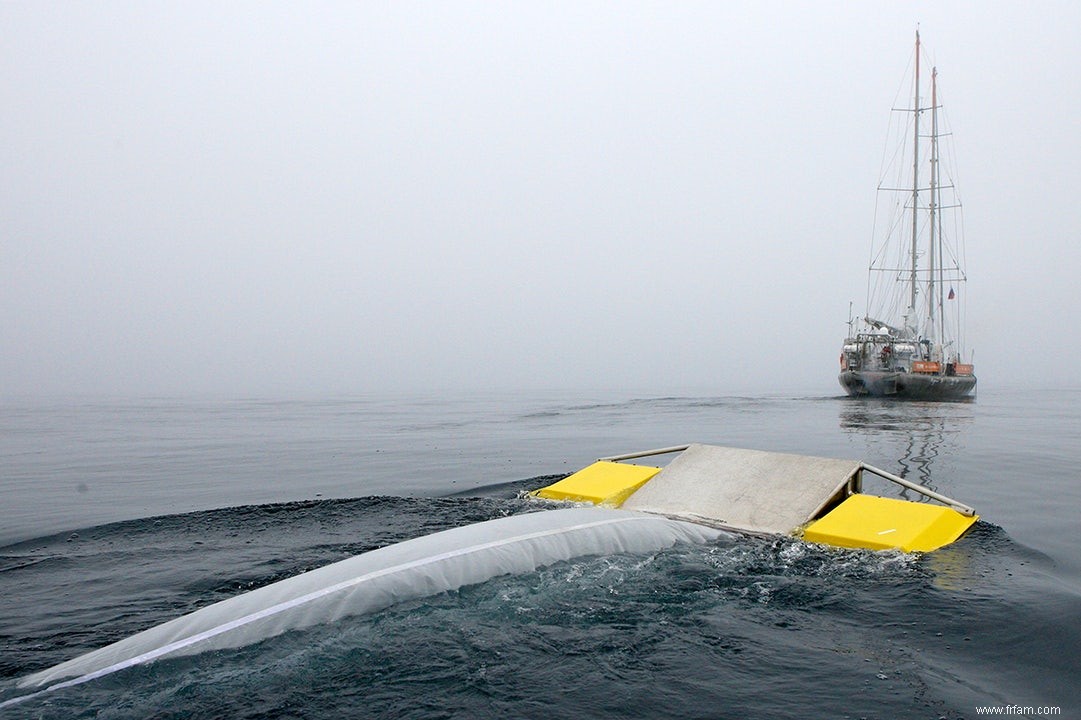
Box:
[533,461,661,507]
[802,494,978,552]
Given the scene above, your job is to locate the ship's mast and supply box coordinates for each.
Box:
[909,31,921,326]
[932,66,946,347]
[928,65,937,345]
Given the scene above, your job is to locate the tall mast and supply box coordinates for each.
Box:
[928,65,938,344]
[909,31,921,325]
[932,66,946,346]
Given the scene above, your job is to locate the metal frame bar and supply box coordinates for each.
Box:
[598,445,690,463]
[859,462,975,516]
[807,467,863,521]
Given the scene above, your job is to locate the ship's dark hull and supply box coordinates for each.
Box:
[838,370,976,400]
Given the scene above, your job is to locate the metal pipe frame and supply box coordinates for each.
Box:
[859,462,975,516]
[598,445,691,463]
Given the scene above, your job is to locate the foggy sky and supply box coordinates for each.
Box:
[4,2,1080,398]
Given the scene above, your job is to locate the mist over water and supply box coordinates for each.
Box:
[5,4,1081,397]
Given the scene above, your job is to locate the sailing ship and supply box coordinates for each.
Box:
[839,32,976,400]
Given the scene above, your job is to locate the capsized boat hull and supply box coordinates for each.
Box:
[533,443,979,551]
[838,370,976,400]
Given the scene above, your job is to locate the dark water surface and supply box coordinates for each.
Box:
[1,389,1079,718]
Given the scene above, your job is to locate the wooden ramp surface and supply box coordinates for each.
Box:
[621,444,861,535]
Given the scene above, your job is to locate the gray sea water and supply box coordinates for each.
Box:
[1,388,1079,718]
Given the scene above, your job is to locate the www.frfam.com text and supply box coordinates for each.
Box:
[975,706,1061,716]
